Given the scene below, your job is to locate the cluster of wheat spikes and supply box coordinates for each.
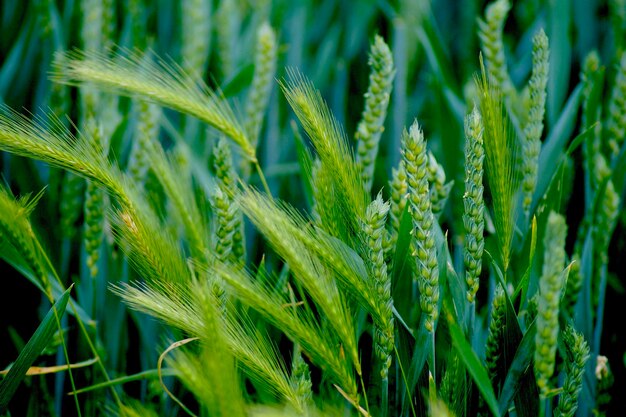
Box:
[0,0,624,416]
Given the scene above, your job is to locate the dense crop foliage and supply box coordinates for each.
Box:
[0,0,625,416]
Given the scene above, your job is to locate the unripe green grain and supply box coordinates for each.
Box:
[356,35,395,194]
[385,161,408,256]
[478,0,515,100]
[128,101,161,187]
[521,29,549,215]
[463,106,485,303]
[426,151,453,217]
[60,173,85,239]
[181,0,211,77]
[535,211,567,395]
[244,22,277,148]
[212,186,237,264]
[555,326,590,417]
[291,347,312,406]
[363,195,394,379]
[485,284,505,384]
[402,121,439,332]
[83,118,106,279]
[607,52,626,157]
[213,138,245,262]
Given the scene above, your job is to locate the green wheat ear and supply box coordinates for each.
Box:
[478,0,516,101]
[245,22,277,148]
[535,211,567,395]
[181,0,211,77]
[606,51,626,157]
[463,105,485,304]
[0,185,50,291]
[476,56,519,271]
[51,49,255,160]
[521,28,549,216]
[355,35,395,194]
[555,325,590,417]
[281,70,366,240]
[402,121,439,332]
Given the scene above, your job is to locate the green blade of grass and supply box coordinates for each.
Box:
[0,285,72,411]
[447,318,500,417]
[497,320,537,415]
[531,84,582,213]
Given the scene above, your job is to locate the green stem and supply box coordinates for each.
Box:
[254,160,272,196]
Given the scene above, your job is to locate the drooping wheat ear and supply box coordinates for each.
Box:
[213,138,245,261]
[385,160,408,254]
[485,284,505,385]
[356,35,395,194]
[245,22,277,148]
[535,211,567,395]
[83,118,107,278]
[402,121,439,332]
[215,0,238,79]
[581,51,603,190]
[211,262,358,399]
[0,108,130,207]
[128,101,161,187]
[222,313,305,413]
[60,173,85,239]
[521,29,549,215]
[169,282,245,417]
[463,106,485,304]
[554,325,590,417]
[476,57,519,271]
[0,186,50,291]
[211,185,237,264]
[281,70,367,239]
[181,0,211,77]
[478,0,516,100]
[146,141,208,259]
[238,190,361,374]
[363,195,394,379]
[607,51,626,157]
[52,50,255,160]
[239,188,386,329]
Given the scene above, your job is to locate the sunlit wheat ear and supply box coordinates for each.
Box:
[51,49,255,160]
[280,70,366,237]
[0,107,130,206]
[236,188,360,374]
[222,312,305,412]
[475,57,519,271]
[210,261,358,400]
[238,187,385,331]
